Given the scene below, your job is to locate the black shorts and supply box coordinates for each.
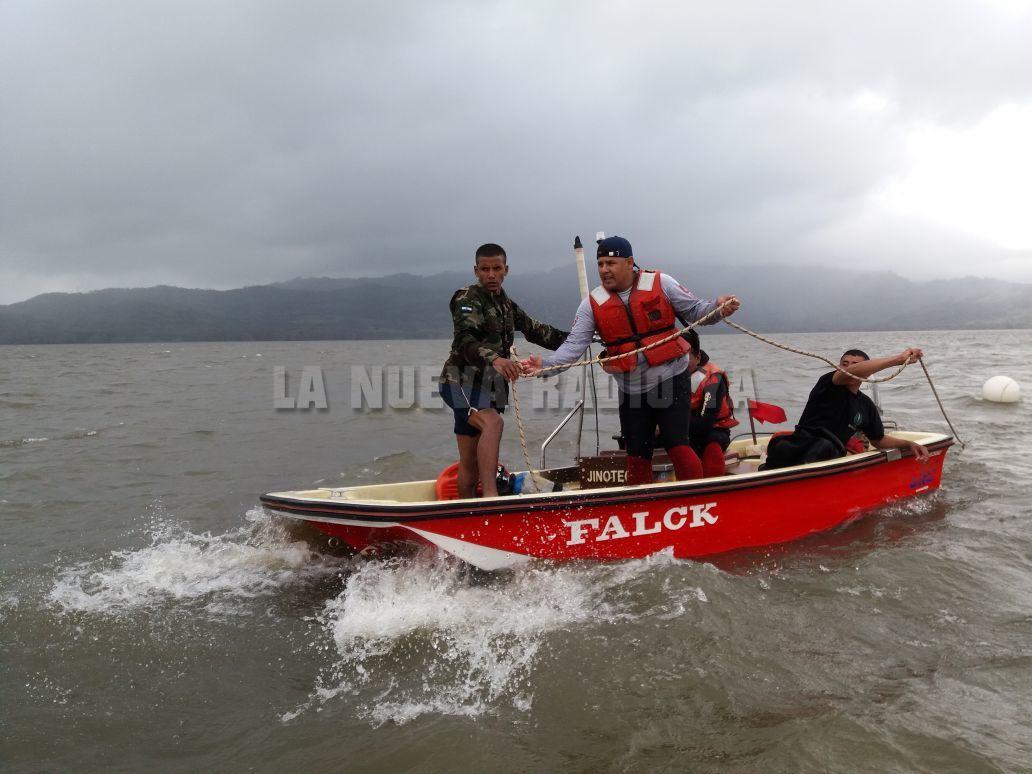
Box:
[618,369,692,459]
[440,382,505,437]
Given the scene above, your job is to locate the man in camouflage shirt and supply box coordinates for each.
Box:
[439,243,568,498]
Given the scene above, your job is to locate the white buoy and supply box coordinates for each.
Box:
[982,375,1021,403]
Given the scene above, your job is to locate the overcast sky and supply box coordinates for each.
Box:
[2,0,1032,304]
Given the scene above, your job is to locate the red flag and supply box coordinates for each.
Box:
[748,399,787,424]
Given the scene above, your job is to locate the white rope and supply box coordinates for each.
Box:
[508,347,540,492]
[526,303,968,447]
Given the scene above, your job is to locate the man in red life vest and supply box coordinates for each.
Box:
[683,328,738,477]
[522,235,741,484]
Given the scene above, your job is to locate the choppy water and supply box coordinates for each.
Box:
[2,332,1031,772]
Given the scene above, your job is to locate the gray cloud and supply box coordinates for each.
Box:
[3,0,1032,303]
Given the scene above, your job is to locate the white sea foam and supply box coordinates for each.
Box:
[0,591,18,623]
[48,508,337,615]
[286,551,674,725]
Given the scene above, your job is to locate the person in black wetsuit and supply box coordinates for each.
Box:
[762,347,931,469]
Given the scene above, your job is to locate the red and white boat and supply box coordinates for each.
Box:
[261,236,954,569]
[260,431,953,570]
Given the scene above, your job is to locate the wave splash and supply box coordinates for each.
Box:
[286,551,687,726]
[48,508,338,616]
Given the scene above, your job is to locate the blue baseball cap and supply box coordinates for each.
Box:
[597,235,633,258]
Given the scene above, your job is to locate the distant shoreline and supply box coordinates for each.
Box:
[3,265,1031,344]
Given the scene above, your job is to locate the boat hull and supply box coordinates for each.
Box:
[261,436,952,570]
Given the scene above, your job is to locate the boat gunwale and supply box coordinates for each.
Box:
[260,434,954,524]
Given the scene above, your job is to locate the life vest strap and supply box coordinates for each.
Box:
[602,324,676,348]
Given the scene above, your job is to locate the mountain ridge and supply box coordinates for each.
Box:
[1,263,1029,344]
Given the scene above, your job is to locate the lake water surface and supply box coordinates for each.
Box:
[2,331,1031,772]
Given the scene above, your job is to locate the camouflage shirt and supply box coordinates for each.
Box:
[441,283,568,402]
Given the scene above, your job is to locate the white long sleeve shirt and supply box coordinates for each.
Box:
[543,272,721,394]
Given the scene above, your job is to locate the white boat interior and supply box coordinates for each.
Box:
[265,431,949,507]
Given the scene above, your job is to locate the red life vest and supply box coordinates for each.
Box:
[589,270,691,374]
[690,362,739,429]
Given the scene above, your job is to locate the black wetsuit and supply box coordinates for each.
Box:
[765,372,883,469]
